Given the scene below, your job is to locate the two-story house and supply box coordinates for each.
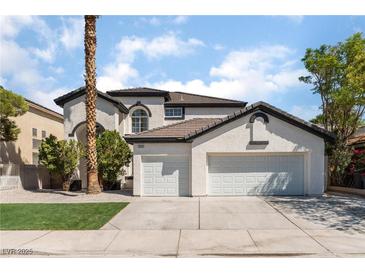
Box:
[54,87,334,196]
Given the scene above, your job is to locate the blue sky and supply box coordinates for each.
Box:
[0,15,364,120]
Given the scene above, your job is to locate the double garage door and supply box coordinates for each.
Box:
[208,154,304,196]
[142,154,304,196]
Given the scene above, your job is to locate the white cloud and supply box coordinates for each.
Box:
[0,16,51,39]
[97,63,139,91]
[49,66,65,75]
[116,32,205,62]
[0,40,45,89]
[97,33,205,90]
[133,17,161,27]
[0,76,7,86]
[291,105,320,121]
[213,44,225,51]
[0,16,73,111]
[210,46,293,79]
[0,16,57,63]
[0,39,64,112]
[0,16,33,38]
[151,45,305,103]
[30,43,57,63]
[172,16,189,25]
[287,16,304,24]
[60,17,84,51]
[32,88,68,113]
[134,16,189,27]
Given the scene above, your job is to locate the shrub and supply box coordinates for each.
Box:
[352,148,365,175]
[96,130,132,189]
[39,135,84,191]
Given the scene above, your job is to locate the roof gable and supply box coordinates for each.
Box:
[54,87,129,114]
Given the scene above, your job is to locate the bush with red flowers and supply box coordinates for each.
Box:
[349,148,365,176]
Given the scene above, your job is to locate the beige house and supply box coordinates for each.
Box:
[0,99,64,190]
[55,87,334,196]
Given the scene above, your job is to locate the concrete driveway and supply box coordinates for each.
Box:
[103,197,298,230]
[103,195,365,231]
[1,193,365,257]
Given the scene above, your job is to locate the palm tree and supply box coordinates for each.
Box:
[84,15,101,194]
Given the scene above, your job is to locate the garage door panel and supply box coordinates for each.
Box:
[142,156,189,196]
[208,155,304,196]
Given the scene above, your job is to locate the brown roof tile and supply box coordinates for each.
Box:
[126,118,222,138]
[166,91,246,106]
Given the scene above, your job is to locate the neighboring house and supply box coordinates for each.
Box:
[348,126,365,149]
[0,99,64,190]
[54,87,334,196]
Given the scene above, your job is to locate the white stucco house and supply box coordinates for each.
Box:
[54,87,334,197]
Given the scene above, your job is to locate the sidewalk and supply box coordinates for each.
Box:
[1,229,365,257]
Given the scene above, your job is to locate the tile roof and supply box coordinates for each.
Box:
[127,118,222,138]
[106,87,170,98]
[55,86,247,110]
[106,87,247,107]
[124,101,336,143]
[166,91,246,107]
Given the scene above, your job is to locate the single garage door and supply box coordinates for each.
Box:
[142,156,189,196]
[208,154,304,196]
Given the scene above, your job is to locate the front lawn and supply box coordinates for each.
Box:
[0,202,128,230]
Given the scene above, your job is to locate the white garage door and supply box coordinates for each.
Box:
[142,156,189,196]
[208,154,304,196]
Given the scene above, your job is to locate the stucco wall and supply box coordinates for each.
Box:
[0,106,64,165]
[132,143,191,196]
[185,107,242,119]
[63,95,119,138]
[113,96,165,134]
[110,95,244,129]
[163,107,244,125]
[191,113,325,196]
[63,95,121,188]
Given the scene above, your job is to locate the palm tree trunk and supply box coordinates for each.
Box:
[84,15,101,194]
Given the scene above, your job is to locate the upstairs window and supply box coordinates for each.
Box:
[32,128,37,137]
[42,130,46,138]
[165,107,183,119]
[132,109,148,133]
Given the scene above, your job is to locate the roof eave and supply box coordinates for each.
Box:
[124,136,187,144]
[107,91,171,100]
[54,87,129,114]
[164,102,247,107]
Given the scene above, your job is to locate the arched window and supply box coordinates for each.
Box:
[132,109,148,133]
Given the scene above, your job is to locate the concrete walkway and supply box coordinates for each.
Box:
[1,191,365,257]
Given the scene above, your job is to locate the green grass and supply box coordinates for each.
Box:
[0,202,128,230]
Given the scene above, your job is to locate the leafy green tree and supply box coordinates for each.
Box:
[39,135,85,191]
[309,114,325,125]
[96,130,132,189]
[300,33,365,185]
[0,86,28,141]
